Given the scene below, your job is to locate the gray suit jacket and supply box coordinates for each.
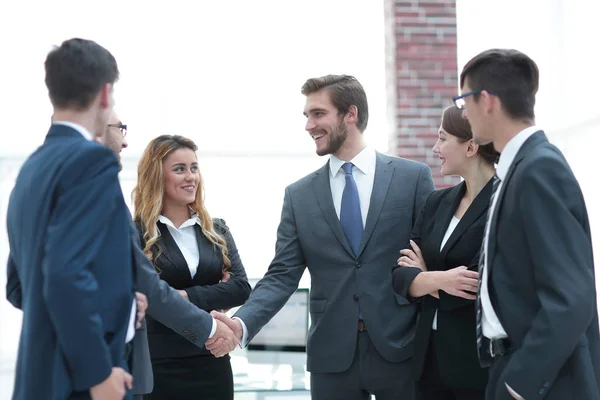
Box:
[235,152,434,373]
[129,219,214,395]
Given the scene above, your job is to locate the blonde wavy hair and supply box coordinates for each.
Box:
[132,135,231,271]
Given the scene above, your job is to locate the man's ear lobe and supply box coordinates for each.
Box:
[99,83,112,109]
[346,105,358,124]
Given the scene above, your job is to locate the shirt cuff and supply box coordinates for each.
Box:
[232,317,249,348]
[506,382,524,399]
[208,318,217,338]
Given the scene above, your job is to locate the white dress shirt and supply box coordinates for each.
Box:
[235,147,378,347]
[432,215,461,330]
[53,121,137,343]
[157,215,218,338]
[52,121,93,140]
[328,147,377,228]
[158,215,201,278]
[481,125,539,341]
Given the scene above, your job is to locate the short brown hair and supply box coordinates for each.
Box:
[460,49,539,122]
[301,74,369,132]
[442,106,499,165]
[45,38,119,110]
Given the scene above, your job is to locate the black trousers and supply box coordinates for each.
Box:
[416,331,485,400]
[146,354,233,400]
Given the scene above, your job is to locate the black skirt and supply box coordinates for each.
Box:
[146,354,233,400]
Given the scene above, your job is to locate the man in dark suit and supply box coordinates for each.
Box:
[5,38,135,400]
[97,111,240,399]
[456,49,600,399]
[209,75,434,399]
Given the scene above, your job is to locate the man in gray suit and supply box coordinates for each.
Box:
[209,75,434,399]
[98,111,239,398]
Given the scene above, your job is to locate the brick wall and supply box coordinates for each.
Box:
[385,0,460,188]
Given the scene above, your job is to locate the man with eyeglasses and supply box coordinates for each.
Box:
[458,49,600,400]
[103,113,128,169]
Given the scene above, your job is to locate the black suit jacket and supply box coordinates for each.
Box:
[392,179,492,389]
[128,215,216,395]
[484,131,600,400]
[138,218,251,359]
[6,125,135,399]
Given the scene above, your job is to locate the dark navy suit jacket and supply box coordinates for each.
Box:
[6,124,135,399]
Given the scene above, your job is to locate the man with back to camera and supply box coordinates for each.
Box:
[95,111,240,398]
[209,74,435,400]
[456,48,600,399]
[6,38,136,400]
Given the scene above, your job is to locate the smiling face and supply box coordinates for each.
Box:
[432,125,472,177]
[162,148,200,208]
[303,90,349,156]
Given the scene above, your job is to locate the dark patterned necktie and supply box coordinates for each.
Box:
[476,175,501,351]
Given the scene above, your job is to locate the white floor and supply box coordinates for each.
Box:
[0,358,311,400]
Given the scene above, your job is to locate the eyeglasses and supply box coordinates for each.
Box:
[452,90,497,109]
[107,123,127,138]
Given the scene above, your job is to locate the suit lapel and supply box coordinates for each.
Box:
[435,182,465,255]
[157,222,192,279]
[312,162,355,257]
[488,131,547,268]
[440,178,493,257]
[357,153,393,257]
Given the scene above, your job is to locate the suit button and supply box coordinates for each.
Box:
[355,261,362,268]
[353,294,359,302]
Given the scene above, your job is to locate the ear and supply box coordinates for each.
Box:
[99,83,113,109]
[466,139,479,158]
[345,105,359,125]
[480,90,497,115]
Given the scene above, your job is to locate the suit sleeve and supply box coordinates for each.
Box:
[413,164,435,226]
[6,252,22,309]
[184,219,252,311]
[233,186,307,342]
[132,222,215,345]
[42,146,122,391]
[502,156,596,399]
[438,247,480,310]
[392,188,430,299]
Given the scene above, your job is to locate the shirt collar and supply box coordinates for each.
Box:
[52,121,93,141]
[158,214,201,230]
[496,125,540,180]
[329,146,376,178]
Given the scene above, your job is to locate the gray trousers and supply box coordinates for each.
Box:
[310,331,414,400]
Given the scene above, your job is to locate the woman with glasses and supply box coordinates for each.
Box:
[133,135,251,400]
[392,106,498,400]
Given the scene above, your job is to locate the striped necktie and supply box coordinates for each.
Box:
[476,175,501,353]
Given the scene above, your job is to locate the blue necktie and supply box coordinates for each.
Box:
[340,162,363,256]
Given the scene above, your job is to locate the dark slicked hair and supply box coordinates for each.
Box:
[460,49,539,122]
[441,106,499,165]
[301,74,369,132]
[45,38,119,110]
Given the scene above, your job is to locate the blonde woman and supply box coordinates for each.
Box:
[133,135,251,400]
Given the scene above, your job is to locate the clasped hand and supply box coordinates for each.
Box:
[397,240,479,300]
[204,311,243,358]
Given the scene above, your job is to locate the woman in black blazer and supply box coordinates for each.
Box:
[392,106,499,400]
[133,135,251,400]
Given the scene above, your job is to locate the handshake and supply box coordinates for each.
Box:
[204,311,244,357]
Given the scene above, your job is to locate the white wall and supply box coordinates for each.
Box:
[0,0,389,381]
